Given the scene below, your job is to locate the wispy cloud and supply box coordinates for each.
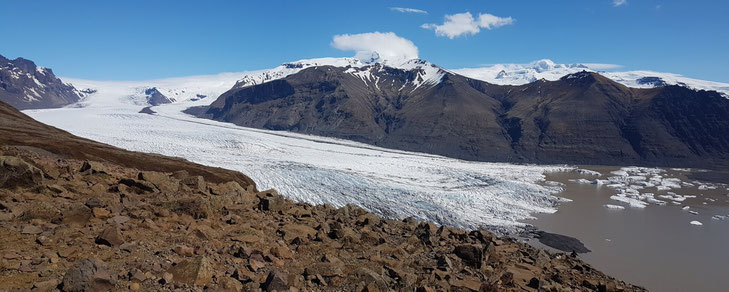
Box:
[331,32,419,62]
[613,0,627,7]
[422,12,514,39]
[390,7,428,14]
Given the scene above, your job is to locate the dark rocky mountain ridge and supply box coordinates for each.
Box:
[191,63,729,169]
[0,54,81,110]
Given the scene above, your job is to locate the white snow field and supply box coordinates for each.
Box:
[25,98,571,232]
[452,59,729,96]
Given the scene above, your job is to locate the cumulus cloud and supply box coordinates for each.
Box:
[422,12,514,39]
[390,7,428,14]
[331,32,419,62]
[613,0,627,7]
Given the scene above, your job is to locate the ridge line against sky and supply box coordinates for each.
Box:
[1,0,727,82]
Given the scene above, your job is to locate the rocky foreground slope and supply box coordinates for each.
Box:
[0,101,644,291]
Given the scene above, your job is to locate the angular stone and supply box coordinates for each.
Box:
[79,161,107,175]
[280,223,317,243]
[305,262,344,278]
[96,226,124,246]
[138,171,179,193]
[262,271,289,292]
[270,245,294,259]
[0,156,44,188]
[21,225,43,235]
[167,256,213,286]
[450,277,482,291]
[118,178,156,193]
[174,245,195,257]
[61,258,116,292]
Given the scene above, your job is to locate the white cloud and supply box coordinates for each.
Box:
[613,0,627,7]
[422,12,514,39]
[390,7,428,14]
[331,32,419,62]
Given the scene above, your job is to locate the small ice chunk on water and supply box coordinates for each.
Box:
[690,221,703,226]
[575,169,601,176]
[604,204,625,210]
[682,206,690,210]
[611,170,629,176]
[689,211,699,215]
[569,178,592,184]
[544,181,564,186]
[646,198,667,205]
[609,195,648,208]
[712,215,726,221]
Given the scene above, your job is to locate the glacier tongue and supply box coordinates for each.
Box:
[25,100,571,233]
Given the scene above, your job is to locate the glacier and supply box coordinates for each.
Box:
[25,97,572,233]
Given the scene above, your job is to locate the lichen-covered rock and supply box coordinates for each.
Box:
[61,258,115,292]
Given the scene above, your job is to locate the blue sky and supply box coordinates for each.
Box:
[2,0,728,82]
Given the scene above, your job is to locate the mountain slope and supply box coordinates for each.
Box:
[193,63,729,168]
[0,54,81,109]
[0,100,254,185]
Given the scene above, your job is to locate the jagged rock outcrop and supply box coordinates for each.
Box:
[0,54,81,109]
[143,87,174,106]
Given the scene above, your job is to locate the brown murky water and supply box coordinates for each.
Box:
[524,167,729,292]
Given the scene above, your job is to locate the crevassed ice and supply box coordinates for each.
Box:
[25,101,573,233]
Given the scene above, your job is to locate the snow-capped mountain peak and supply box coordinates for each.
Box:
[233,54,447,91]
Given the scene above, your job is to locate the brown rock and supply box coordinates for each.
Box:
[258,190,284,212]
[61,258,116,292]
[210,181,245,196]
[450,277,482,291]
[305,262,344,278]
[233,266,255,282]
[454,244,484,268]
[167,256,213,286]
[182,175,206,192]
[214,276,244,292]
[174,245,195,257]
[280,223,317,243]
[92,207,112,219]
[118,178,156,193]
[79,161,107,174]
[138,171,179,193]
[129,282,141,291]
[31,279,60,292]
[21,224,43,235]
[270,244,294,259]
[95,226,124,246]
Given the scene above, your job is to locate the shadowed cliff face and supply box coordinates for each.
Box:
[195,66,729,169]
[0,54,81,110]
